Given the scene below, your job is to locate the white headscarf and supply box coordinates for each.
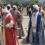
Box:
[13,5,17,9]
[7,4,11,8]
[33,5,39,11]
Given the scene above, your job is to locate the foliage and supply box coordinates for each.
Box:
[0,0,42,7]
[22,2,30,7]
[30,0,39,5]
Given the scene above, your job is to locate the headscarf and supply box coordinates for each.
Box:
[7,4,11,8]
[33,5,39,11]
[13,5,17,9]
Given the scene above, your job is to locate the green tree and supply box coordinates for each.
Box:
[30,0,39,5]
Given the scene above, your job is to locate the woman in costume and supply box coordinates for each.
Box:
[2,9,19,45]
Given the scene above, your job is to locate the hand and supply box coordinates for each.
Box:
[16,28,21,30]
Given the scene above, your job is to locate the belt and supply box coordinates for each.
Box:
[32,27,36,28]
[11,28,16,30]
[6,27,16,30]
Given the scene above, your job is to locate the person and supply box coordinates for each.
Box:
[27,5,29,15]
[18,6,23,14]
[2,9,19,45]
[31,5,44,45]
[0,7,2,45]
[26,6,33,43]
[2,4,7,9]
[7,4,11,10]
[10,5,17,18]
[10,5,24,39]
[41,9,45,20]
[39,6,45,43]
[41,8,45,28]
[17,6,24,39]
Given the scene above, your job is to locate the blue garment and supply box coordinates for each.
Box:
[38,14,44,45]
[0,16,2,21]
[33,13,41,45]
[33,13,44,45]
[26,11,32,42]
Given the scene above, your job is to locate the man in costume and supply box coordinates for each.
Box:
[31,5,44,45]
[2,8,19,45]
[26,6,32,43]
[41,7,45,44]
[41,8,45,28]
[10,5,24,39]
[17,5,24,39]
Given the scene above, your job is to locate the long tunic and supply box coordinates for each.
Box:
[32,12,44,45]
[10,9,24,37]
[26,11,32,43]
[41,10,45,28]
[16,11,24,37]
[3,13,19,45]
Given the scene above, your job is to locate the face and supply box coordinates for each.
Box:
[13,7,16,10]
[32,7,37,12]
[7,6,10,10]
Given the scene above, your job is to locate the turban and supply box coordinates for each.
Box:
[33,5,39,11]
[13,5,17,9]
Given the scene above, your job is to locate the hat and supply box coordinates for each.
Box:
[33,5,39,11]
[13,5,17,9]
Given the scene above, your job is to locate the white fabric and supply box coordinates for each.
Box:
[32,12,36,27]
[2,9,10,13]
[13,5,17,9]
[7,4,11,8]
[6,20,14,28]
[4,7,7,10]
[33,5,39,11]
[32,12,36,33]
[41,16,44,28]
[32,12,39,33]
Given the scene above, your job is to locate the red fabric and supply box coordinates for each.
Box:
[0,8,2,16]
[5,14,19,45]
[0,8,2,12]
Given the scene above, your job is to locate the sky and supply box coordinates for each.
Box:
[39,0,45,2]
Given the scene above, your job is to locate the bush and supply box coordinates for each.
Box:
[11,2,22,6]
[22,2,30,7]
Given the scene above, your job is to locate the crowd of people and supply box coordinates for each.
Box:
[0,4,45,45]
[0,4,24,45]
